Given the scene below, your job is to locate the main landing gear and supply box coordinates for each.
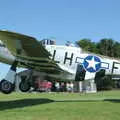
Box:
[19,70,33,92]
[0,61,18,94]
[0,60,33,94]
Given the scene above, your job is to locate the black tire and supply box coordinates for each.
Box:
[19,82,31,92]
[0,80,15,94]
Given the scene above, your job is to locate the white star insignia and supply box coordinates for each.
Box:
[86,56,100,70]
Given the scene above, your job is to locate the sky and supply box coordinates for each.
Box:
[0,0,120,79]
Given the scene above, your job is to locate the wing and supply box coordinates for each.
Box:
[0,30,62,73]
[0,30,50,58]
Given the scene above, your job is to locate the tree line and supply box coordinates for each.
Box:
[76,38,120,58]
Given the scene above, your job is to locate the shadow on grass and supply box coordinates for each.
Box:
[104,99,120,103]
[55,99,120,103]
[0,98,54,111]
[0,98,120,111]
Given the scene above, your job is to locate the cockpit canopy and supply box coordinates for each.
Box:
[40,39,56,46]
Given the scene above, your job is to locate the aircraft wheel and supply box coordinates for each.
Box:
[19,82,31,92]
[0,80,15,94]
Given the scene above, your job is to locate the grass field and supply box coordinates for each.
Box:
[0,91,120,120]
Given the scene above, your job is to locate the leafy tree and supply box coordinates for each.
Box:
[97,39,115,57]
[76,38,120,58]
[95,70,115,90]
[76,39,97,53]
[113,42,120,58]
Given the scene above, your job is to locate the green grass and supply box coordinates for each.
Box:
[0,91,120,120]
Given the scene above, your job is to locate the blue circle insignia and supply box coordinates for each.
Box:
[83,55,101,73]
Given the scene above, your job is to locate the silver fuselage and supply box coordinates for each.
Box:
[0,44,120,80]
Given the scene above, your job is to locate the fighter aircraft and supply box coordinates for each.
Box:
[0,30,120,94]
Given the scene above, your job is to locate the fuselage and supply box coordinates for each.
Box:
[45,45,120,79]
[0,43,120,80]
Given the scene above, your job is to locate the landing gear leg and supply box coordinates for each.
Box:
[0,61,18,94]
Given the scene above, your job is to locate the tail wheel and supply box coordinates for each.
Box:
[0,80,15,94]
[19,82,31,92]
